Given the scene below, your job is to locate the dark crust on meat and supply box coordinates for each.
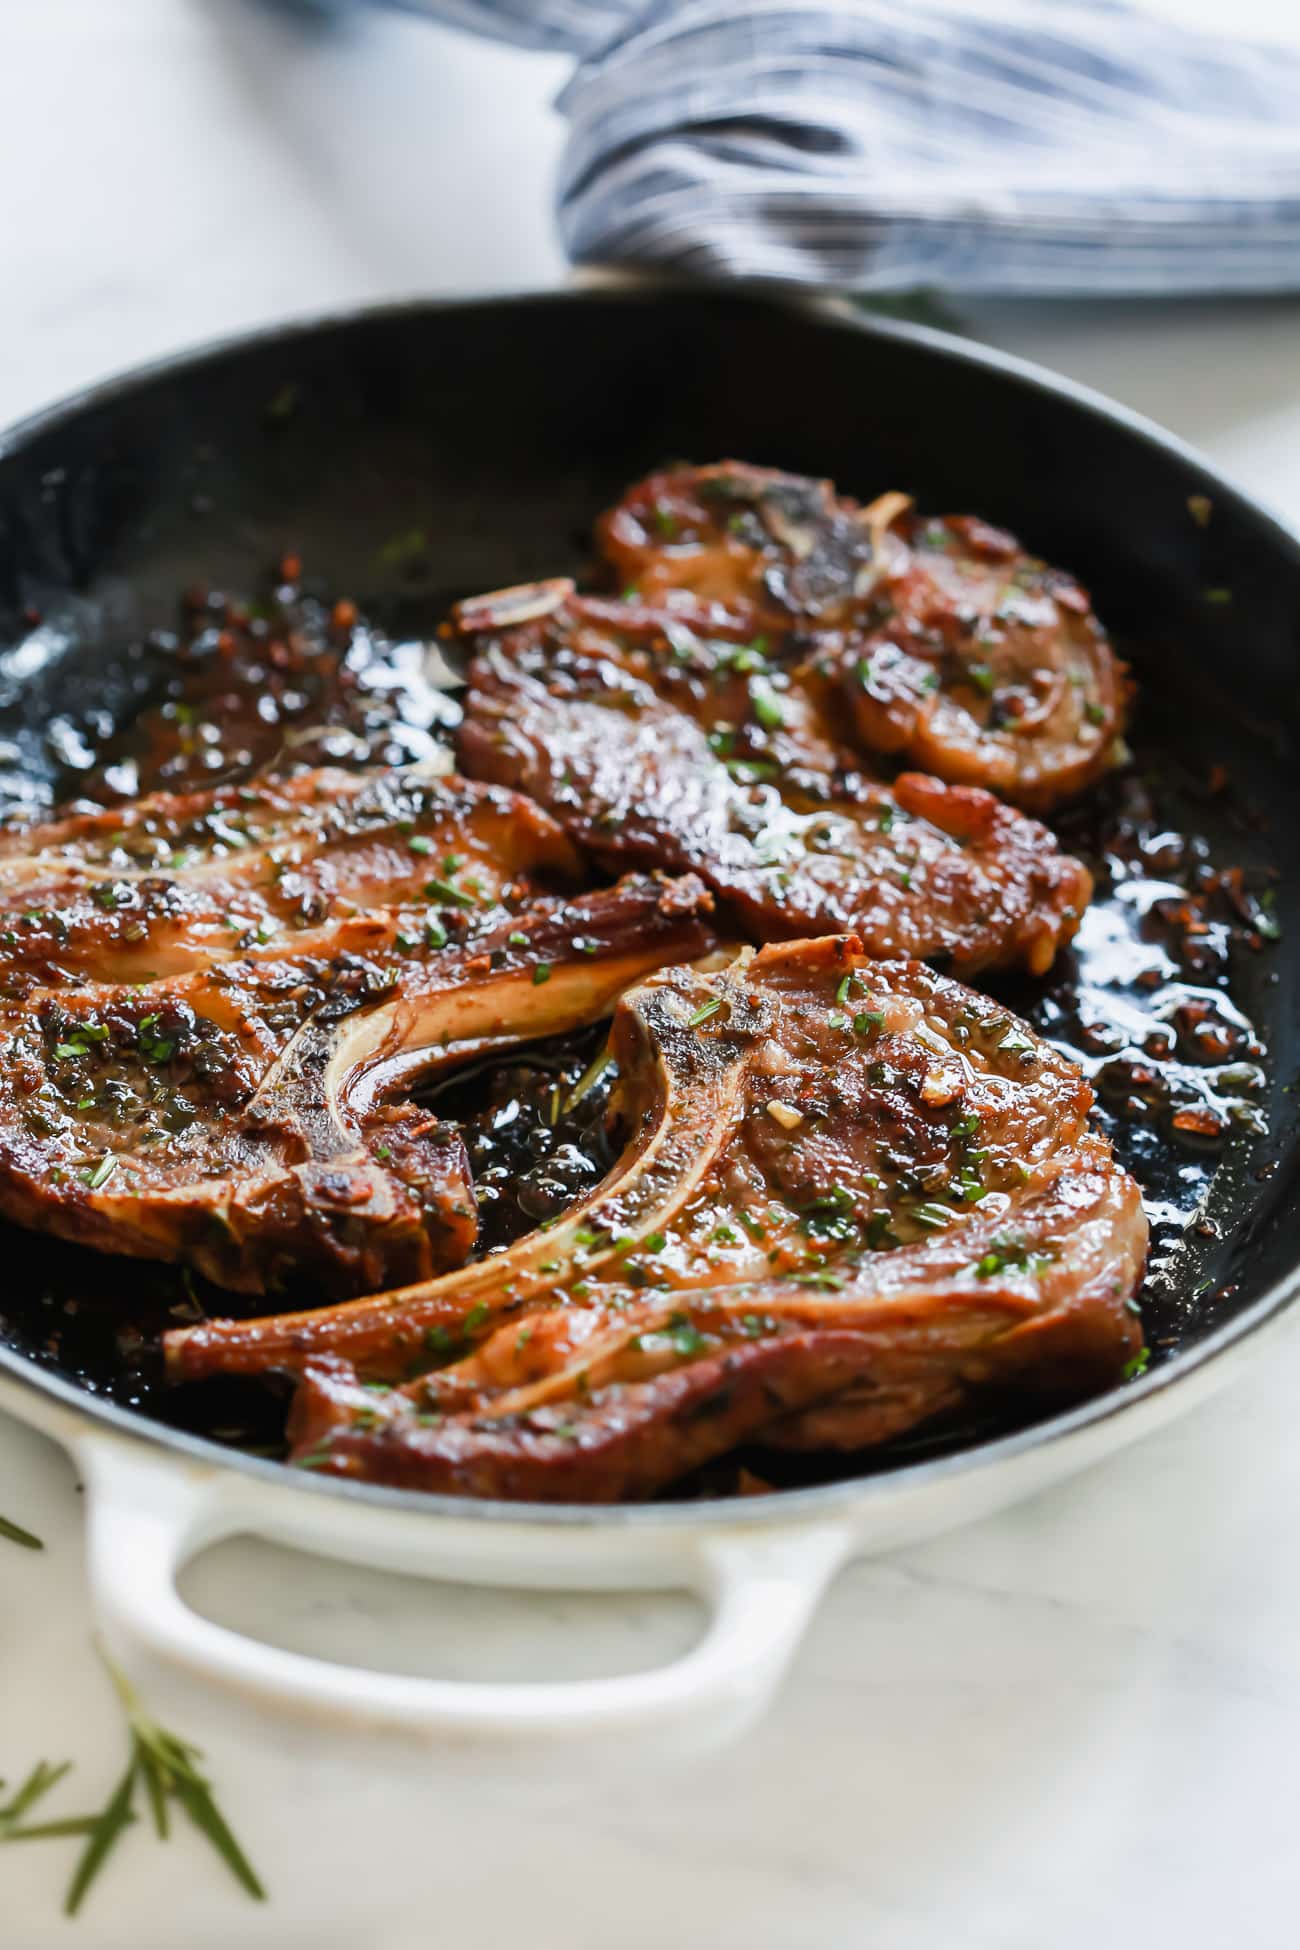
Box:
[0,763,718,1295]
[596,463,1128,811]
[456,594,1091,977]
[172,936,1146,1499]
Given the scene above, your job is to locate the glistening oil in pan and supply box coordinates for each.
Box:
[0,577,1283,1489]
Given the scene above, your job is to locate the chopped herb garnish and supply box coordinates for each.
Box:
[563,1047,614,1113]
[974,1235,1033,1279]
[84,1155,117,1191]
[423,877,475,907]
[748,676,786,730]
[670,1321,707,1357]
[686,997,724,1028]
[1121,1346,1151,1381]
[532,963,552,986]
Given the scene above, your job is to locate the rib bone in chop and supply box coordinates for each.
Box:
[0,767,718,1294]
[167,936,1146,1500]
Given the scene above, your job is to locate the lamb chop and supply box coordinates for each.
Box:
[166,936,1147,1501]
[598,462,1126,810]
[0,762,719,1294]
[0,766,583,994]
[455,585,1092,977]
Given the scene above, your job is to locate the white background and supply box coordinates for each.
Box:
[3,3,1300,1946]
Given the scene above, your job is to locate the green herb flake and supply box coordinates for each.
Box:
[748,676,786,730]
[423,877,475,908]
[0,1512,43,1550]
[686,997,724,1029]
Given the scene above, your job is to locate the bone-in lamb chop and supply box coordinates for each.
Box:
[598,462,1126,811]
[0,766,580,993]
[0,765,719,1293]
[166,936,1147,1500]
[455,584,1092,977]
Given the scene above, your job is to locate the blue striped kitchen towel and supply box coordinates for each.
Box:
[291,0,1300,294]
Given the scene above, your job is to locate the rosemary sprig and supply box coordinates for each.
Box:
[0,1512,42,1549]
[61,1652,266,1915]
[2,1649,265,1916]
[0,1760,97,1845]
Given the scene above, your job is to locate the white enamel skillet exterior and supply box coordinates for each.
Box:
[1,292,1298,1768]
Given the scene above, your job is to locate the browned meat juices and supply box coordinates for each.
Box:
[2,459,1156,1502]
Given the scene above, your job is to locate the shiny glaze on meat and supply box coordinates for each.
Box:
[169,937,1145,1499]
[0,758,717,1294]
[0,766,579,993]
[456,587,1091,977]
[598,463,1126,811]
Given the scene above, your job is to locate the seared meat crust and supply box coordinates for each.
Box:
[456,592,1091,977]
[0,767,580,993]
[0,765,717,1294]
[168,936,1146,1499]
[597,463,1126,810]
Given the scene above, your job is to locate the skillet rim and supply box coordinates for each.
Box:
[0,280,1297,1529]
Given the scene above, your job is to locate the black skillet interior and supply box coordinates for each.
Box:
[0,288,1297,1479]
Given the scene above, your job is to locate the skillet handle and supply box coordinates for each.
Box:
[77,1438,852,1760]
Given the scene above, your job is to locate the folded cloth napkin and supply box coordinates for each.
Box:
[292,0,1300,293]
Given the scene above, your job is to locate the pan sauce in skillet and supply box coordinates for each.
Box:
[0,551,1278,1494]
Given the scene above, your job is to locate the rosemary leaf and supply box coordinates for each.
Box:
[0,1759,72,1834]
[3,1815,101,1843]
[561,1046,614,1114]
[165,1764,265,1901]
[137,1741,170,1840]
[105,1654,265,1902]
[64,1756,138,1917]
[0,1512,42,1550]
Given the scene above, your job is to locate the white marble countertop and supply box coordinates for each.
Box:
[5,4,1300,1946]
